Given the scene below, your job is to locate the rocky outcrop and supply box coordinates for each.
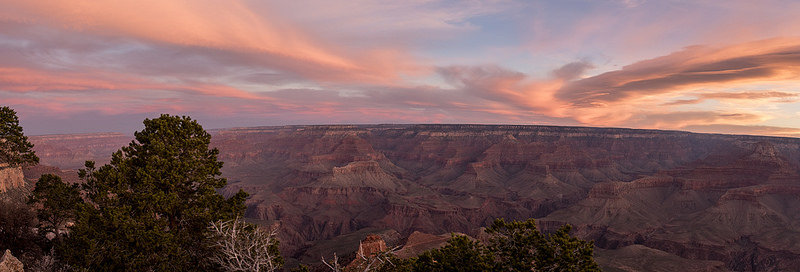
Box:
[0,164,24,193]
[347,234,388,269]
[0,250,23,272]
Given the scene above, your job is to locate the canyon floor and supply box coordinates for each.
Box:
[25,124,800,271]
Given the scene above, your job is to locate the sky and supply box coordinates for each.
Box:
[2,0,800,137]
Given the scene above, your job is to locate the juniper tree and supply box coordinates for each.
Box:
[61,114,248,271]
[376,218,600,272]
[411,234,494,272]
[485,218,600,272]
[28,174,81,242]
[0,106,38,167]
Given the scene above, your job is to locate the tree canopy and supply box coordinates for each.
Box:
[378,218,600,272]
[486,218,599,271]
[61,114,248,271]
[0,106,38,167]
[410,234,494,272]
[28,174,81,242]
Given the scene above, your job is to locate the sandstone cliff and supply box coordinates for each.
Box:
[0,250,23,272]
[0,164,24,193]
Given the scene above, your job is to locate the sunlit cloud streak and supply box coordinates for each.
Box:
[663,91,798,106]
[0,0,425,84]
[558,39,800,106]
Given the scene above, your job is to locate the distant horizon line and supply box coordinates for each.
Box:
[27,123,800,140]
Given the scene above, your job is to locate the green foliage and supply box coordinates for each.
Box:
[0,106,38,167]
[61,114,249,271]
[536,224,600,271]
[28,174,81,242]
[486,218,600,271]
[373,255,414,272]
[377,218,599,272]
[485,218,543,271]
[411,234,494,272]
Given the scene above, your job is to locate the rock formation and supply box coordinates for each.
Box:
[0,250,23,272]
[0,164,24,193]
[346,234,388,269]
[28,124,800,271]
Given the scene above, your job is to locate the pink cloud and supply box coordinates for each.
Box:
[558,39,800,105]
[663,91,798,106]
[0,0,424,84]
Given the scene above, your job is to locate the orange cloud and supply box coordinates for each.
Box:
[0,0,421,84]
[548,38,800,131]
[663,91,798,106]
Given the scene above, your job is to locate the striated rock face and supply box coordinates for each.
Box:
[347,234,388,269]
[357,235,387,256]
[29,124,800,271]
[0,249,23,272]
[0,164,24,193]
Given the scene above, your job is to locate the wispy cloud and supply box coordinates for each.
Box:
[0,0,429,84]
[558,38,800,106]
[663,91,798,106]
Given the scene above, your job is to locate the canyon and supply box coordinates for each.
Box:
[26,124,800,271]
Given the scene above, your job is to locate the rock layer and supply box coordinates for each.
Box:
[0,249,23,272]
[0,164,24,193]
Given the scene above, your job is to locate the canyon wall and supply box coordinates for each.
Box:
[0,163,24,193]
[30,133,131,170]
[28,124,800,271]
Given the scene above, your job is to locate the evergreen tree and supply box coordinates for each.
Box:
[373,218,600,272]
[0,106,38,167]
[485,218,600,272]
[28,174,81,242]
[0,192,40,261]
[411,234,494,272]
[535,224,600,271]
[61,114,248,271]
[485,218,543,271]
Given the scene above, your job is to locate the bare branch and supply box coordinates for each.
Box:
[208,217,283,272]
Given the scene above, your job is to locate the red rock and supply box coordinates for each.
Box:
[0,164,24,193]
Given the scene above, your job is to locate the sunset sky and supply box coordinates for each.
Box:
[2,0,800,137]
